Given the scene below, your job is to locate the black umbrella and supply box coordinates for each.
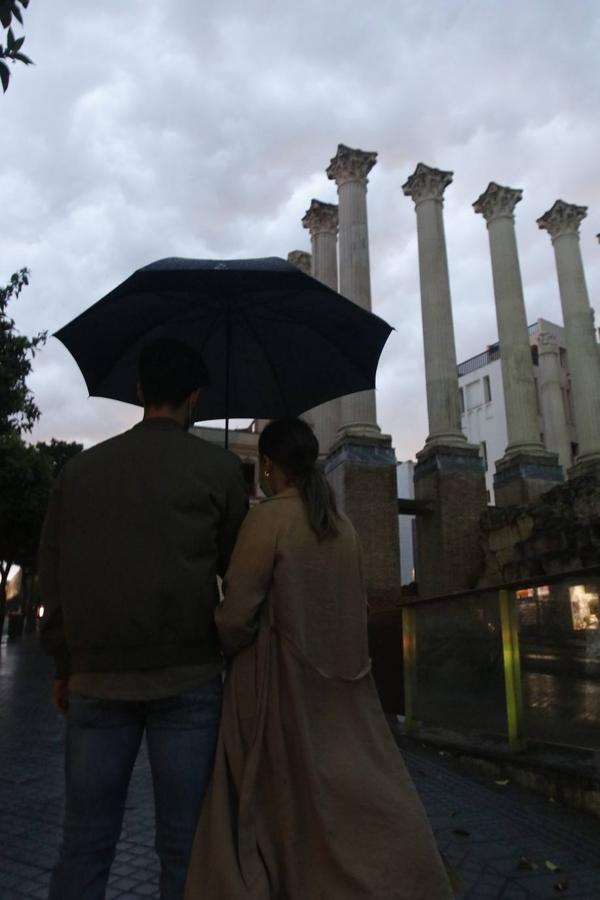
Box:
[55,257,393,446]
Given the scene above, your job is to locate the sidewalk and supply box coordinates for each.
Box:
[1,633,600,899]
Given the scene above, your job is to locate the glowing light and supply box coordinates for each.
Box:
[37,606,45,618]
[569,585,599,631]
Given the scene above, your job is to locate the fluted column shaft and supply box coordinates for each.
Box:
[403,163,465,447]
[538,201,600,465]
[302,199,340,453]
[327,145,379,434]
[474,183,544,456]
[538,332,572,470]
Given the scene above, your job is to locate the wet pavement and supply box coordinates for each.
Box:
[1,633,600,899]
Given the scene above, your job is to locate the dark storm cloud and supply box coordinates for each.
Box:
[1,0,598,458]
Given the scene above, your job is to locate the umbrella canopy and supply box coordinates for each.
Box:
[55,256,392,425]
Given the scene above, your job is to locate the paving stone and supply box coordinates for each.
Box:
[3,633,600,900]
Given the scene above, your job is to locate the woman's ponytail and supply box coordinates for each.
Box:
[258,418,340,540]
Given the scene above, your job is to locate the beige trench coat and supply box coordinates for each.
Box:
[185,488,453,900]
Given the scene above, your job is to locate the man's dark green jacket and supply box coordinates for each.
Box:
[38,418,249,678]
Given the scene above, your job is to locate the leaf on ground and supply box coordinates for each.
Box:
[495,779,510,786]
[517,857,538,871]
[452,828,470,837]
[554,880,569,892]
[545,860,561,872]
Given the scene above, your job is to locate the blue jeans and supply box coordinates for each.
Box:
[48,677,222,900]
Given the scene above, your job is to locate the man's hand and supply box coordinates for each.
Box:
[52,678,69,713]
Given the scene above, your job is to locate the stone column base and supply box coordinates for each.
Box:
[414,443,487,599]
[567,456,600,481]
[325,432,400,612]
[493,451,563,507]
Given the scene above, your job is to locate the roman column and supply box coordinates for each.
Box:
[301,199,340,453]
[473,183,545,454]
[326,143,380,436]
[473,182,562,504]
[402,163,486,597]
[537,331,572,471]
[538,201,600,475]
[323,145,399,611]
[402,163,466,448]
[287,250,312,275]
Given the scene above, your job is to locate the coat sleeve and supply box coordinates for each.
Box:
[217,456,250,578]
[216,504,277,656]
[38,473,70,679]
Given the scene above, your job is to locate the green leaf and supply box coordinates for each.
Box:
[12,35,24,51]
[6,27,15,50]
[0,7,12,30]
[0,60,10,92]
[10,2,22,25]
[14,51,32,65]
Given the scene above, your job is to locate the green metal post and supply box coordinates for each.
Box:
[402,606,419,736]
[499,589,525,752]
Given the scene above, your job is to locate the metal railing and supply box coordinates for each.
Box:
[400,566,600,752]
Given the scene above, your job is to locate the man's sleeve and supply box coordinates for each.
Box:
[216,456,249,578]
[217,505,276,656]
[38,474,70,679]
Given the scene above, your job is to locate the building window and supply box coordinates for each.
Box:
[530,345,539,366]
[466,380,483,410]
[559,347,568,369]
[480,441,488,471]
[459,387,465,414]
[483,375,492,403]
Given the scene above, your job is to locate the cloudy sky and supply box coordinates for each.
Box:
[2,0,599,461]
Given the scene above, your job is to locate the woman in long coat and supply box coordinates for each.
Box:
[185,418,453,900]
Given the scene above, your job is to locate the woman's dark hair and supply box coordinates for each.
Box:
[138,338,209,407]
[258,418,340,540]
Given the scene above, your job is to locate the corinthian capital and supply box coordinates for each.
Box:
[473,182,522,224]
[326,144,377,187]
[402,162,453,206]
[302,199,338,237]
[537,331,559,354]
[537,200,587,240]
[287,250,312,276]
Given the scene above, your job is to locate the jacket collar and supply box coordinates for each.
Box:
[132,417,185,432]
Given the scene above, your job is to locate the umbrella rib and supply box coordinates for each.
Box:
[246,297,389,382]
[238,305,291,416]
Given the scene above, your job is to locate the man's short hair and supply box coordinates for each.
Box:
[138,338,209,407]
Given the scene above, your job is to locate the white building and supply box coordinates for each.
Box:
[458,318,578,503]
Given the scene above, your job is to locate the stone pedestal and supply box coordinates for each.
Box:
[493,453,565,507]
[327,144,380,436]
[325,433,400,611]
[413,445,488,599]
[538,200,600,476]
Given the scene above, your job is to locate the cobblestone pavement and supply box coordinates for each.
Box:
[1,633,600,900]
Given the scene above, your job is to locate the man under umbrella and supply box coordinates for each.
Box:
[38,338,248,900]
